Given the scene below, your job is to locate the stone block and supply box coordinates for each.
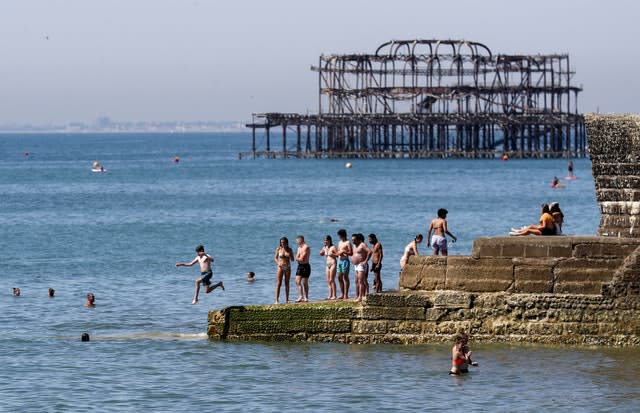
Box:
[360,306,425,320]
[523,244,550,258]
[434,321,467,335]
[512,261,554,293]
[396,321,424,334]
[404,293,433,307]
[501,243,526,257]
[599,201,640,215]
[596,176,640,190]
[419,258,448,290]
[433,291,473,309]
[547,243,574,257]
[425,307,448,321]
[445,257,513,292]
[398,259,425,290]
[527,322,564,336]
[554,258,620,283]
[471,237,504,257]
[364,293,406,307]
[352,320,388,334]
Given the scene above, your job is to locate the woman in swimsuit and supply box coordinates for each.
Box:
[550,202,564,235]
[400,234,423,270]
[320,235,339,300]
[510,204,556,236]
[450,336,472,375]
[274,237,294,304]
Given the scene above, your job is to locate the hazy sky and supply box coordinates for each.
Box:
[1,0,638,124]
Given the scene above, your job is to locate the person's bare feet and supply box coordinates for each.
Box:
[191,298,198,305]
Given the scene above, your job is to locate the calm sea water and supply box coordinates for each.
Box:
[1,133,638,412]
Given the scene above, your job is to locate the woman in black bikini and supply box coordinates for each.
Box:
[274,237,294,304]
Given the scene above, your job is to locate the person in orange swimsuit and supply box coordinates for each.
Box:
[449,336,472,375]
[510,204,556,236]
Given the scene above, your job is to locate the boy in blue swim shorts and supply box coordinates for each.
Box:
[176,244,224,304]
[336,229,353,299]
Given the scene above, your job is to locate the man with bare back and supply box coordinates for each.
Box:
[427,208,457,256]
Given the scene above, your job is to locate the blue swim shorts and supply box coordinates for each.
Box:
[337,259,350,274]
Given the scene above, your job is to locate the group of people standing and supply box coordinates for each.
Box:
[274,230,384,304]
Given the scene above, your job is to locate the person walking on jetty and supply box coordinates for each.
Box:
[274,237,294,304]
[351,233,371,302]
[400,234,422,270]
[176,244,224,305]
[427,208,457,256]
[336,229,353,299]
[294,235,311,302]
[368,233,383,293]
[320,235,339,300]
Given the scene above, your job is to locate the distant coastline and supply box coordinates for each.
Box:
[0,119,247,134]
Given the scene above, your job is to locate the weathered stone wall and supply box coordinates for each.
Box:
[585,113,640,238]
[208,291,639,346]
[400,236,640,296]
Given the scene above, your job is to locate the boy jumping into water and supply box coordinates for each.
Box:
[176,245,224,304]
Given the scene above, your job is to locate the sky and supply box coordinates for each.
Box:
[0,0,638,124]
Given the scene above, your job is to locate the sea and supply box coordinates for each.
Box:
[1,132,638,412]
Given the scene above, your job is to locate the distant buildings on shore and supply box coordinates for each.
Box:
[0,118,246,133]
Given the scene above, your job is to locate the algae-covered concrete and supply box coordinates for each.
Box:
[208,291,639,346]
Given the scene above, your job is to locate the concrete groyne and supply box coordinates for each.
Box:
[209,114,640,346]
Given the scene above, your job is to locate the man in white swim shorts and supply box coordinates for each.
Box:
[427,208,457,256]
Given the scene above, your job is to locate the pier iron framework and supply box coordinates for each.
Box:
[244,39,585,159]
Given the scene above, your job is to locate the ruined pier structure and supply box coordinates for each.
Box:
[211,115,639,345]
[245,39,586,159]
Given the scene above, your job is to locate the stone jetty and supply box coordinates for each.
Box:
[209,114,640,346]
